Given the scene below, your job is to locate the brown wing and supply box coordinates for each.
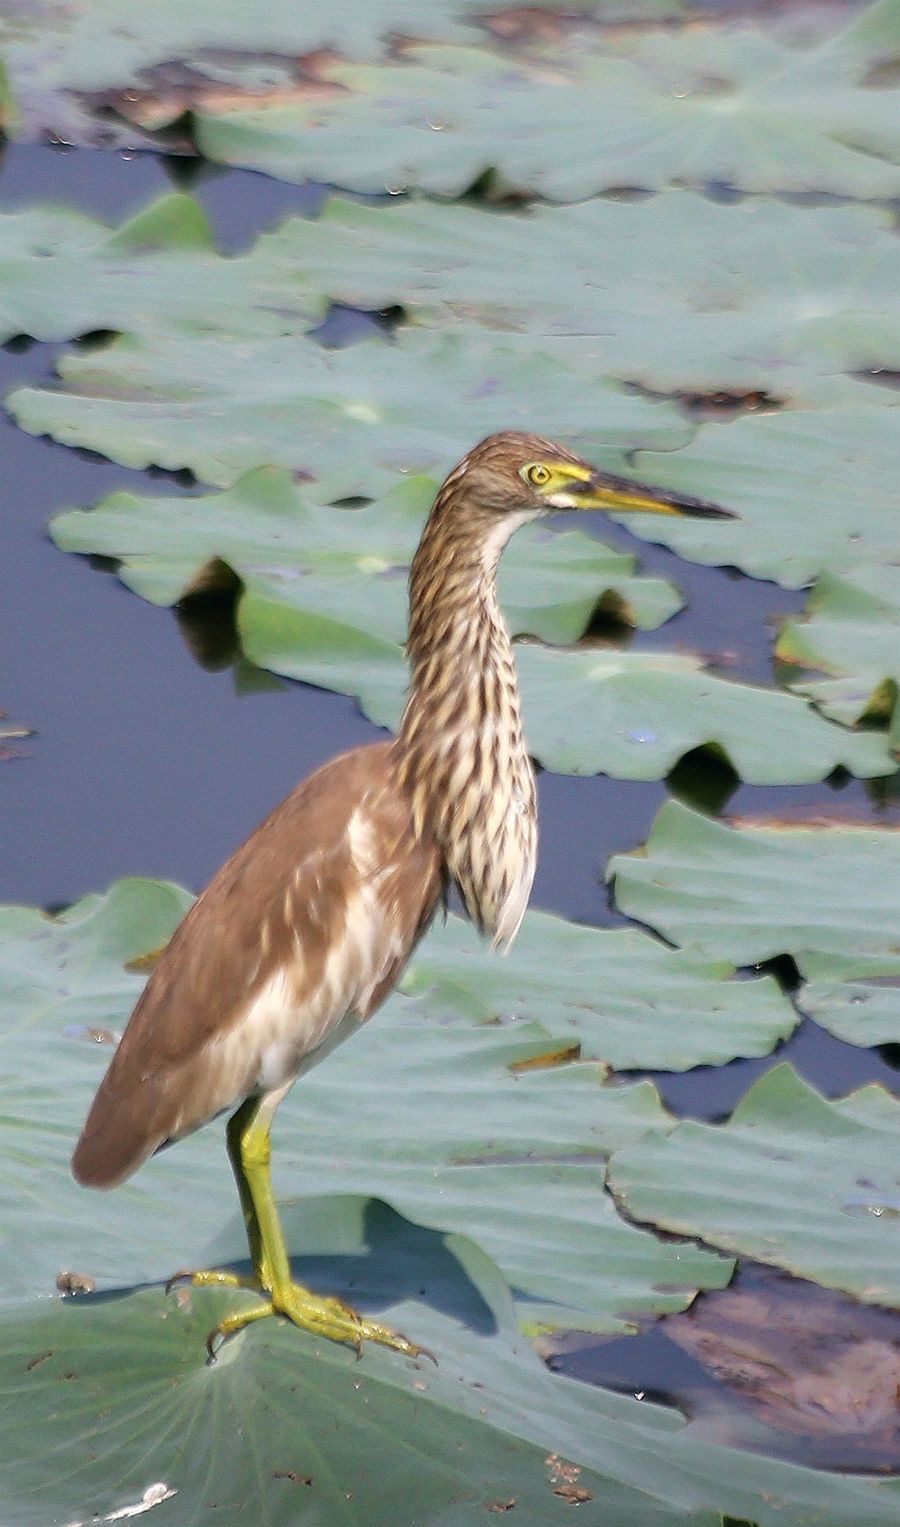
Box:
[72,741,443,1189]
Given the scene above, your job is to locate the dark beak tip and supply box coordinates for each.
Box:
[687,501,740,521]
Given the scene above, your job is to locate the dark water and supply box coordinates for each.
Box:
[4,142,899,1468]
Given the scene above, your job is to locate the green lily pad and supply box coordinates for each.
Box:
[607,1063,900,1306]
[625,403,900,590]
[776,564,900,747]
[795,949,900,1048]
[5,889,900,1527]
[403,910,797,1072]
[299,642,892,783]
[608,798,900,965]
[510,645,893,784]
[5,188,898,407]
[49,465,683,644]
[254,191,900,404]
[0,1261,720,1527]
[6,1255,900,1527]
[202,623,896,785]
[0,879,733,1335]
[190,13,900,200]
[0,192,325,344]
[7,327,692,498]
[49,470,888,782]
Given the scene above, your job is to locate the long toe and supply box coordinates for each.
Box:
[273,1282,431,1360]
[166,1267,258,1295]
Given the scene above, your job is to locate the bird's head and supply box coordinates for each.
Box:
[445,430,736,521]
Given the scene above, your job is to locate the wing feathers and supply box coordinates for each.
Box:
[72,742,442,1188]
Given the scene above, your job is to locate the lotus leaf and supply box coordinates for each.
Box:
[0,879,733,1334]
[49,465,683,642]
[4,189,898,407]
[190,15,900,200]
[607,1063,900,1304]
[776,564,900,746]
[509,645,893,784]
[795,949,900,1048]
[609,798,900,964]
[625,404,900,589]
[254,192,900,403]
[0,192,322,344]
[403,910,797,1072]
[6,1264,899,1527]
[4,886,900,1526]
[7,327,691,497]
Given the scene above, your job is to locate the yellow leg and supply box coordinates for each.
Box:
[172,1090,431,1363]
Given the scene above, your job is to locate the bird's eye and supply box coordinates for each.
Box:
[525,463,551,486]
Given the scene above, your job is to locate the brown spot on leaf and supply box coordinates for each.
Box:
[507,1043,581,1073]
[56,1270,96,1296]
[553,1484,594,1504]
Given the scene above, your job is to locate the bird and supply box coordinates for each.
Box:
[72,430,733,1360]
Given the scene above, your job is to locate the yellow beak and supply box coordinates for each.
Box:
[577,470,737,519]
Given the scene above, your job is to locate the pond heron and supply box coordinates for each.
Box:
[73,431,733,1359]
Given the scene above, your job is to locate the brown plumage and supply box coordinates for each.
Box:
[72,744,442,1187]
[72,429,733,1357]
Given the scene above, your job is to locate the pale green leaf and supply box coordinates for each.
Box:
[0,880,731,1335]
[608,1063,900,1305]
[8,328,691,497]
[777,564,900,747]
[609,798,900,964]
[49,466,683,647]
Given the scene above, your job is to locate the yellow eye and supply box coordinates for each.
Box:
[525,463,551,486]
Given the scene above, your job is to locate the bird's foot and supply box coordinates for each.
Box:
[165,1267,258,1295]
[205,1280,433,1364]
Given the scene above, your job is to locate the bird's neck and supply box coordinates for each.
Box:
[394,491,538,948]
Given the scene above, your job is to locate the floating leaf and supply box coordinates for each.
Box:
[608,1064,900,1306]
[795,949,900,1048]
[402,911,797,1072]
[8,328,691,497]
[49,466,683,647]
[0,192,321,344]
[48,472,890,782]
[776,564,900,747]
[0,879,732,1335]
[190,16,900,200]
[253,192,900,403]
[4,886,900,1527]
[510,645,893,784]
[625,404,900,589]
[5,189,898,406]
[7,1257,900,1527]
[609,799,900,964]
[0,1264,717,1527]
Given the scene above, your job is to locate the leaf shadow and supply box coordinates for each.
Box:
[77,1196,499,1337]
